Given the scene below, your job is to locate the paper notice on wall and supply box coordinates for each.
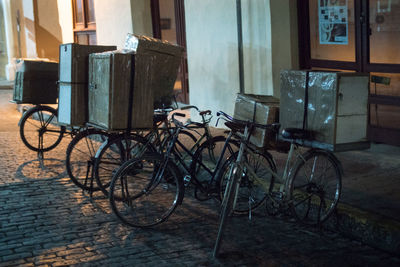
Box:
[319,0,348,45]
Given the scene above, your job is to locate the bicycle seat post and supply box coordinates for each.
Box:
[281,140,296,192]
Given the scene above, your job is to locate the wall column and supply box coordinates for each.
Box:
[2,0,16,80]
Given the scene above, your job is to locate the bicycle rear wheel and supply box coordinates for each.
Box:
[19,105,65,152]
[219,149,276,213]
[288,149,342,225]
[66,128,109,191]
[109,154,183,228]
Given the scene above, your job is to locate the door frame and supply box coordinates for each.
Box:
[298,0,400,146]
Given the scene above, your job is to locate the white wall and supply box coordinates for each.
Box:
[57,0,73,44]
[241,0,273,95]
[185,0,299,123]
[95,0,152,49]
[185,0,240,123]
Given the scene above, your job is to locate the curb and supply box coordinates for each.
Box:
[326,202,400,255]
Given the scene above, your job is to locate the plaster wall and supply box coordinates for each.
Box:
[95,0,152,49]
[185,0,240,124]
[57,0,73,44]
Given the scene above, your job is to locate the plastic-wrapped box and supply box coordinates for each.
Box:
[12,59,58,104]
[58,43,116,126]
[233,93,280,148]
[125,34,184,108]
[88,50,154,131]
[280,70,370,151]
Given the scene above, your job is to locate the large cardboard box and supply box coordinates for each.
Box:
[125,34,184,108]
[58,44,116,126]
[233,94,280,148]
[88,50,154,131]
[12,60,58,104]
[280,70,370,151]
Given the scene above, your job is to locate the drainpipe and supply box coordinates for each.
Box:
[236,0,244,94]
[2,0,16,81]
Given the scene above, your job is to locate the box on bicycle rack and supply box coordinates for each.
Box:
[124,34,184,108]
[233,93,280,148]
[12,59,58,104]
[280,70,370,152]
[58,43,116,126]
[87,50,154,131]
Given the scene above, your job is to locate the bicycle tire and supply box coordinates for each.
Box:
[94,134,155,197]
[219,149,276,213]
[66,128,109,191]
[288,149,342,226]
[19,105,65,152]
[109,153,184,228]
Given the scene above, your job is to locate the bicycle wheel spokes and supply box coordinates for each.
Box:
[289,151,341,225]
[109,155,182,228]
[20,106,65,152]
[95,135,152,196]
[66,129,108,191]
[219,150,275,213]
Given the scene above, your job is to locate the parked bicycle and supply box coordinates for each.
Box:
[107,111,278,228]
[213,111,342,257]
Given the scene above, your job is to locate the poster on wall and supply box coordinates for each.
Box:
[319,0,348,45]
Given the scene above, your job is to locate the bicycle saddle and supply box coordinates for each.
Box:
[282,128,313,140]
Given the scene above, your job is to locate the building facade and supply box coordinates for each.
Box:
[1,0,399,145]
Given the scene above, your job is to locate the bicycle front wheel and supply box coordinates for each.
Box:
[109,154,183,228]
[94,134,155,197]
[19,105,65,152]
[219,149,276,213]
[288,149,342,225]
[66,128,109,191]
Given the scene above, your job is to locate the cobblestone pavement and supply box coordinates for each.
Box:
[0,131,400,266]
[1,90,400,266]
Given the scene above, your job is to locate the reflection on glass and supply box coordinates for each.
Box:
[77,34,88,45]
[89,33,97,45]
[369,0,400,64]
[75,0,83,24]
[370,72,400,96]
[86,0,96,23]
[309,0,355,61]
[370,104,400,129]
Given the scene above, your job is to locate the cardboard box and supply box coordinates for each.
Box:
[88,50,154,131]
[58,44,116,126]
[12,60,58,104]
[233,93,280,148]
[125,34,184,108]
[280,70,370,151]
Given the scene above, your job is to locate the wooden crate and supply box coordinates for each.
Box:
[12,60,58,104]
[125,34,184,108]
[233,93,279,148]
[280,70,370,151]
[88,51,154,131]
[58,44,116,126]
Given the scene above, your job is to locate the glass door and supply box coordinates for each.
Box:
[365,0,400,145]
[298,0,400,145]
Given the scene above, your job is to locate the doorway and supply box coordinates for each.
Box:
[151,0,189,104]
[298,0,400,146]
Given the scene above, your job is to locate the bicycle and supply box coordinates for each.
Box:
[213,111,342,257]
[107,112,275,228]
[93,105,222,197]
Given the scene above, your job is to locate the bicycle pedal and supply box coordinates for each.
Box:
[183,175,192,186]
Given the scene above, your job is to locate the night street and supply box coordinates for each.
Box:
[1,89,399,266]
